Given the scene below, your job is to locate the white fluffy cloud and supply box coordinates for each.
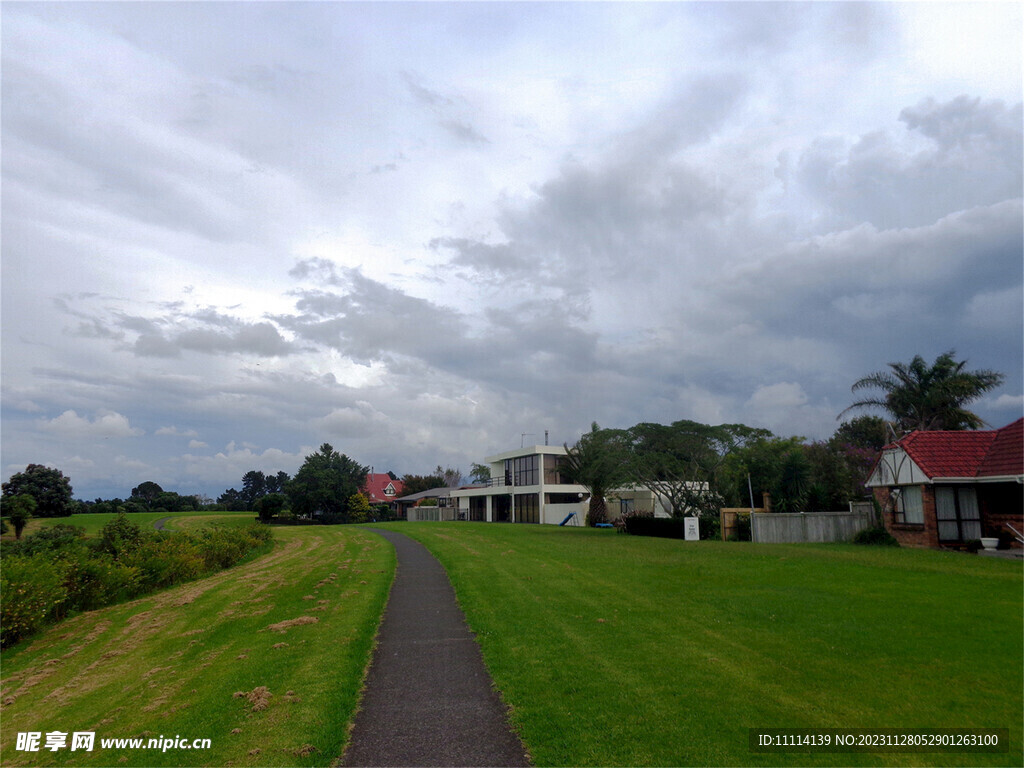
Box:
[38,410,144,439]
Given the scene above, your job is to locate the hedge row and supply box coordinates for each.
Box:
[0,517,272,647]
[622,515,687,539]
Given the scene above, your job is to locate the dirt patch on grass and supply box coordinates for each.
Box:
[265,616,319,633]
[59,619,112,660]
[234,686,272,712]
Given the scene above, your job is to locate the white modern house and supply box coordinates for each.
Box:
[447,444,670,525]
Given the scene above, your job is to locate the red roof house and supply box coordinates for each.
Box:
[362,474,404,506]
[866,418,1023,548]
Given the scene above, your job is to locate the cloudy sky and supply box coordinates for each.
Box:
[2,2,1021,500]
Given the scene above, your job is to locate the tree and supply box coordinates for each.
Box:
[241,471,268,509]
[436,465,463,488]
[5,494,36,539]
[130,481,164,504]
[254,493,287,523]
[469,462,492,484]
[830,415,890,452]
[287,443,368,523]
[841,351,1004,433]
[720,435,802,509]
[561,423,633,526]
[2,464,74,518]
[775,447,811,514]
[217,488,246,511]
[628,421,769,519]
[265,471,291,495]
[401,472,446,496]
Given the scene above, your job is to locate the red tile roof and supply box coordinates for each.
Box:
[892,418,1023,479]
[978,417,1024,477]
[362,473,404,503]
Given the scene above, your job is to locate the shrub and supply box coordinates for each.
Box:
[254,493,287,523]
[99,512,143,557]
[698,514,720,541]
[348,492,371,524]
[0,522,272,648]
[4,523,86,556]
[60,555,141,613]
[1,555,68,646]
[623,516,686,539]
[122,536,204,590]
[852,526,900,547]
[728,514,752,542]
[371,503,393,522]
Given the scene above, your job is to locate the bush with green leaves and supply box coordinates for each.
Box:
[0,522,273,648]
[852,526,900,547]
[728,514,752,541]
[99,512,143,557]
[347,492,371,524]
[254,492,287,522]
[6,523,87,555]
[1,555,68,646]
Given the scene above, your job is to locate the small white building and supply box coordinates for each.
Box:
[447,445,671,525]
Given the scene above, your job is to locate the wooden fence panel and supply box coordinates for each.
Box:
[719,507,764,540]
[750,509,873,544]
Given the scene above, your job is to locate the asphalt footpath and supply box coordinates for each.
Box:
[340,528,531,768]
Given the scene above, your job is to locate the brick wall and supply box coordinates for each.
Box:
[874,485,938,548]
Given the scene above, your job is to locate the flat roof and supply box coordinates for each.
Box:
[484,445,568,463]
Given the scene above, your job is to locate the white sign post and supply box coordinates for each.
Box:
[684,516,700,541]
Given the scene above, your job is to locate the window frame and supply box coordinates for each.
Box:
[892,485,924,526]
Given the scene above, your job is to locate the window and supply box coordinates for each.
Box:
[469,496,486,521]
[544,454,571,484]
[893,486,923,525]
[935,486,981,542]
[546,492,582,504]
[514,493,539,524]
[505,455,539,486]
[384,483,395,496]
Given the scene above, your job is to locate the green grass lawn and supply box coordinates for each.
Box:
[0,525,394,767]
[17,510,257,538]
[389,523,1023,767]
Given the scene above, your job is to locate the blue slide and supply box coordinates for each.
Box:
[559,512,577,526]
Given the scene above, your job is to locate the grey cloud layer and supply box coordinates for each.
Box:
[2,3,1020,499]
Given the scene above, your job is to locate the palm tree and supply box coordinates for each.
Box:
[840,351,1004,434]
[561,423,632,526]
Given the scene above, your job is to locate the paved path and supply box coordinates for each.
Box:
[152,516,171,530]
[341,528,530,767]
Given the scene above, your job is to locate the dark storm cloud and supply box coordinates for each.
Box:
[58,299,299,359]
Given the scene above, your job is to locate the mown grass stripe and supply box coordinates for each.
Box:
[0,526,394,767]
[392,522,1022,767]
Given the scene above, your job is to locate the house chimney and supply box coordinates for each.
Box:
[545,430,549,446]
